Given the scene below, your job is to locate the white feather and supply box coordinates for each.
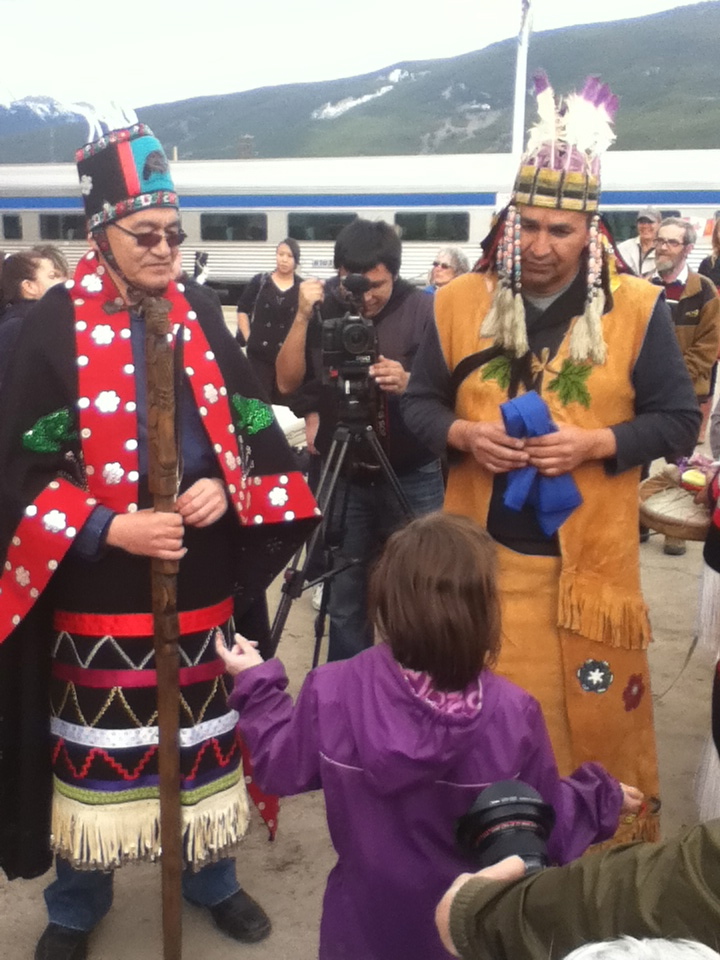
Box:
[526,84,559,154]
[563,92,615,159]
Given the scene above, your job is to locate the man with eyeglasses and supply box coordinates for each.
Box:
[617,206,661,279]
[651,216,720,554]
[0,125,319,960]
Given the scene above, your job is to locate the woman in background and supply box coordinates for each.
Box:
[0,248,68,390]
[698,218,720,288]
[236,238,302,401]
[425,246,470,293]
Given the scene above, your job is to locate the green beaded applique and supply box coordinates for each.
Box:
[481,355,512,390]
[547,360,593,408]
[231,395,275,436]
[22,408,78,453]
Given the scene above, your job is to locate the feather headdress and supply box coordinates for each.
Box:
[480,73,618,364]
[515,72,618,211]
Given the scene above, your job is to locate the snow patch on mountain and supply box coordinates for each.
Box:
[312,85,394,120]
[311,67,412,121]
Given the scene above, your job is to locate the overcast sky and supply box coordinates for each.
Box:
[0,0,710,108]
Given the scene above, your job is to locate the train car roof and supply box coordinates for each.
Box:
[1,151,719,198]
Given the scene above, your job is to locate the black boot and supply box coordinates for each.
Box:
[35,924,89,960]
[208,889,271,943]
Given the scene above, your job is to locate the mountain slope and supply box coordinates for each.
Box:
[0,2,718,161]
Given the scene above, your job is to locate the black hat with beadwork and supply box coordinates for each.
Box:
[76,124,178,232]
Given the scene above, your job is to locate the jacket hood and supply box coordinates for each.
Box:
[337,643,491,796]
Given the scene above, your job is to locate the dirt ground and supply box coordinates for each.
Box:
[1,483,715,959]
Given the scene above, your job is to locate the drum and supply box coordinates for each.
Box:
[639,469,711,542]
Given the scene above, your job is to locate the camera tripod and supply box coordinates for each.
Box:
[270,418,414,667]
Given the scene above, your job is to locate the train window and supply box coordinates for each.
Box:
[39,214,88,241]
[394,212,470,243]
[2,215,22,240]
[200,214,267,242]
[288,213,357,242]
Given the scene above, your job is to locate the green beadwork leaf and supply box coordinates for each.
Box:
[22,407,77,453]
[547,360,593,408]
[481,355,512,390]
[231,394,275,436]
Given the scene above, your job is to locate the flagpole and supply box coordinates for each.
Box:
[511,0,533,158]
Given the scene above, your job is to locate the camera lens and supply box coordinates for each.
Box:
[342,321,374,355]
[456,780,556,873]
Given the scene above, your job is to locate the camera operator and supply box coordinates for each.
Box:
[276,219,444,661]
[434,819,720,960]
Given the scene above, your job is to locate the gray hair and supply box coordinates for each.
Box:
[434,246,470,276]
[660,217,696,247]
[564,939,720,960]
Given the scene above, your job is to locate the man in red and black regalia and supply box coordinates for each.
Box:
[0,125,319,960]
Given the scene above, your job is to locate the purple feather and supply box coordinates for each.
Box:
[581,76,601,102]
[605,94,620,119]
[533,70,550,95]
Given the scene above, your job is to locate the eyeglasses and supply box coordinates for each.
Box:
[112,221,187,248]
[655,237,685,249]
[433,261,453,270]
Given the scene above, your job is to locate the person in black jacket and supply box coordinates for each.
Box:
[698,217,720,288]
[276,219,444,661]
[235,238,302,401]
[0,248,68,391]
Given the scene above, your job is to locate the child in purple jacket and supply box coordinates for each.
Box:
[216,513,642,960]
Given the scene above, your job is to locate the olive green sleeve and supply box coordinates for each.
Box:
[448,821,720,960]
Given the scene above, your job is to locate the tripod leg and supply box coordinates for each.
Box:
[269,431,353,651]
[362,427,415,520]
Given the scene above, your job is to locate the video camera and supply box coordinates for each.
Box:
[320,273,379,424]
[456,780,556,875]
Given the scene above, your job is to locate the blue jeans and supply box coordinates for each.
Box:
[44,856,240,932]
[326,459,444,662]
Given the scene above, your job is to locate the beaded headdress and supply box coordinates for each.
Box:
[481,73,619,364]
[76,124,178,233]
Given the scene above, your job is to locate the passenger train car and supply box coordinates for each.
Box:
[2,151,719,301]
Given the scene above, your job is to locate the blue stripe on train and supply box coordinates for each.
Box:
[3,189,720,210]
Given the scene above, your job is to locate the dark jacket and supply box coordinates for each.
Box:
[0,299,37,394]
[699,253,720,288]
[291,279,438,475]
[0,278,318,880]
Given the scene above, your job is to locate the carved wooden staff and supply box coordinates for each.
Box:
[143,295,183,960]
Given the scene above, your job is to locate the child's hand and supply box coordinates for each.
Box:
[214,629,264,676]
[619,782,644,815]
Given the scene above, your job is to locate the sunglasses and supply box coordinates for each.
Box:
[433,261,453,270]
[112,221,187,248]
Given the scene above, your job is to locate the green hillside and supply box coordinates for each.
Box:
[1,1,718,162]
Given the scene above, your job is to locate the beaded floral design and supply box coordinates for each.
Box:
[622,674,645,712]
[231,395,274,436]
[577,658,613,694]
[22,408,77,454]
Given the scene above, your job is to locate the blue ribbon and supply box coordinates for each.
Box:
[500,391,583,536]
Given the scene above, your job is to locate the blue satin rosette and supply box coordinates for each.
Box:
[500,391,583,536]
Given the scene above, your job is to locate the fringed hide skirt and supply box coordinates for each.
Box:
[495,544,660,844]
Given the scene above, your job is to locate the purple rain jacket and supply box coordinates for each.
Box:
[229,643,623,960]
